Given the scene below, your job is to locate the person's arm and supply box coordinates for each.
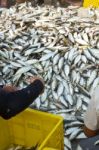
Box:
[84,86,99,137]
[0,78,44,120]
[83,126,99,137]
[0,85,4,88]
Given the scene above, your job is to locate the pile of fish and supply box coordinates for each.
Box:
[0,2,99,150]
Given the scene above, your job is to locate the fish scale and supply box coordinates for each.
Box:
[0,3,99,150]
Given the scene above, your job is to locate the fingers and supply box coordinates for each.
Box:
[3,85,18,92]
[27,76,44,85]
[26,77,38,83]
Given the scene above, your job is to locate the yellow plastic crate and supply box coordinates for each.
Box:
[0,109,64,150]
[83,0,99,7]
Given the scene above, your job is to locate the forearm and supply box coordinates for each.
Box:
[0,85,4,89]
[0,80,44,119]
[83,125,99,137]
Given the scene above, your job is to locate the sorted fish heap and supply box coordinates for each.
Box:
[0,3,99,150]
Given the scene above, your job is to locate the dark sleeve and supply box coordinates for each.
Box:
[0,80,44,120]
[0,85,4,88]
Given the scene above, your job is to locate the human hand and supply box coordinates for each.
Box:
[27,76,45,94]
[3,85,18,92]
